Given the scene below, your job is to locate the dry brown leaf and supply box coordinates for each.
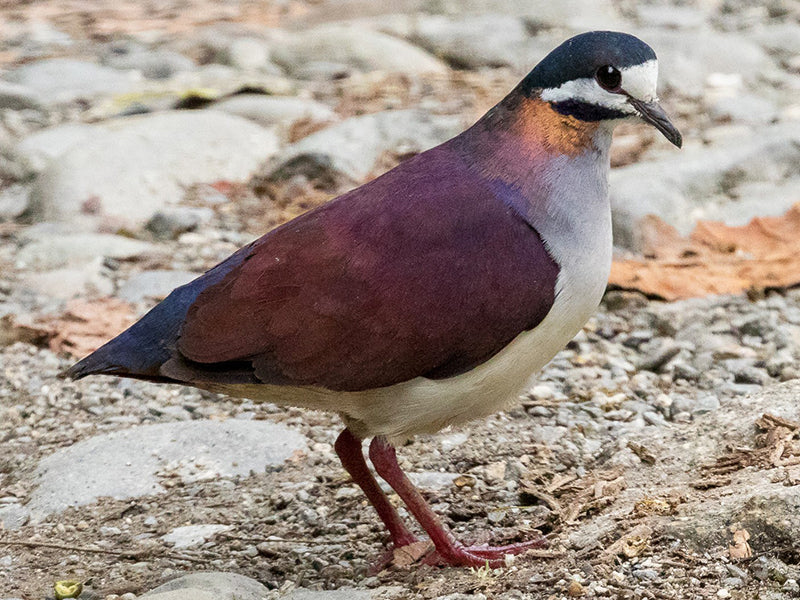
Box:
[610,203,800,300]
[705,413,800,476]
[633,496,674,517]
[603,524,652,558]
[627,441,657,465]
[729,528,753,560]
[44,298,136,358]
[392,540,435,567]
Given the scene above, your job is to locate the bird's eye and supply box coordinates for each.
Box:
[595,65,622,91]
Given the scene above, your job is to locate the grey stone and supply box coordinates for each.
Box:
[19,262,114,300]
[733,366,769,386]
[633,569,659,581]
[692,395,720,415]
[427,0,625,30]
[161,525,232,549]
[103,44,196,80]
[0,81,43,110]
[117,270,198,303]
[212,95,336,134]
[708,94,779,125]
[15,233,152,271]
[409,471,461,490]
[26,420,307,520]
[142,572,269,600]
[5,59,142,104]
[271,25,448,77]
[709,178,800,227]
[0,504,30,530]
[140,591,215,600]
[27,111,279,228]
[292,61,352,81]
[409,14,529,69]
[635,5,707,29]
[754,23,800,61]
[145,207,214,240]
[0,185,29,221]
[14,123,102,174]
[3,19,72,53]
[638,29,776,96]
[285,590,372,600]
[222,38,271,71]
[265,109,462,183]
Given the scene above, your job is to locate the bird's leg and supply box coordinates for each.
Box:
[334,429,418,548]
[368,436,546,568]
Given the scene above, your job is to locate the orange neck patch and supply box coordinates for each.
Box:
[506,94,600,157]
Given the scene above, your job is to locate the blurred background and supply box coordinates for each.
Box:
[1,1,800,599]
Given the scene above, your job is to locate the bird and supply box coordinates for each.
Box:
[66,30,681,568]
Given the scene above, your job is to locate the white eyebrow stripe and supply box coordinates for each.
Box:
[538,59,659,108]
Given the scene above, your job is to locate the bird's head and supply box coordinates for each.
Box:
[522,30,682,148]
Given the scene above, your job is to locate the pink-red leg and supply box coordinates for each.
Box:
[368,435,546,568]
[334,429,418,548]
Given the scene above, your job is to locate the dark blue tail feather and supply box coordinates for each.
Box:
[63,243,252,381]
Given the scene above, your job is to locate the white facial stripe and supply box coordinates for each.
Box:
[539,59,659,114]
[620,60,659,102]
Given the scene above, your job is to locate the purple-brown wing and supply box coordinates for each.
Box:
[171,144,559,391]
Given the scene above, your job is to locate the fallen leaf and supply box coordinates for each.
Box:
[392,540,435,567]
[610,203,800,300]
[603,524,652,558]
[627,441,657,465]
[453,475,477,488]
[41,298,136,358]
[729,528,752,560]
[633,496,674,517]
[566,579,585,597]
[54,580,83,600]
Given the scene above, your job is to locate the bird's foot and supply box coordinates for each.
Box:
[377,535,547,569]
[422,535,548,568]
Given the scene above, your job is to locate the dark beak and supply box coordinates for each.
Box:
[627,97,682,148]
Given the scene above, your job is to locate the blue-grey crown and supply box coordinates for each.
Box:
[521,31,657,93]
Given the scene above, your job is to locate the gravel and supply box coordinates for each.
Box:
[1,1,799,598]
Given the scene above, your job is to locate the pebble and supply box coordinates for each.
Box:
[145,207,214,240]
[221,38,271,71]
[0,81,43,111]
[0,185,30,221]
[0,504,29,530]
[162,524,232,549]
[783,580,800,594]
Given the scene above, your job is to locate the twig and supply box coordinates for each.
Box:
[217,532,352,545]
[0,538,206,564]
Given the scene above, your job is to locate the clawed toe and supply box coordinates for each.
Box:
[390,535,548,568]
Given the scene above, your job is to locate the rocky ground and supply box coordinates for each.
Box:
[1,1,799,599]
